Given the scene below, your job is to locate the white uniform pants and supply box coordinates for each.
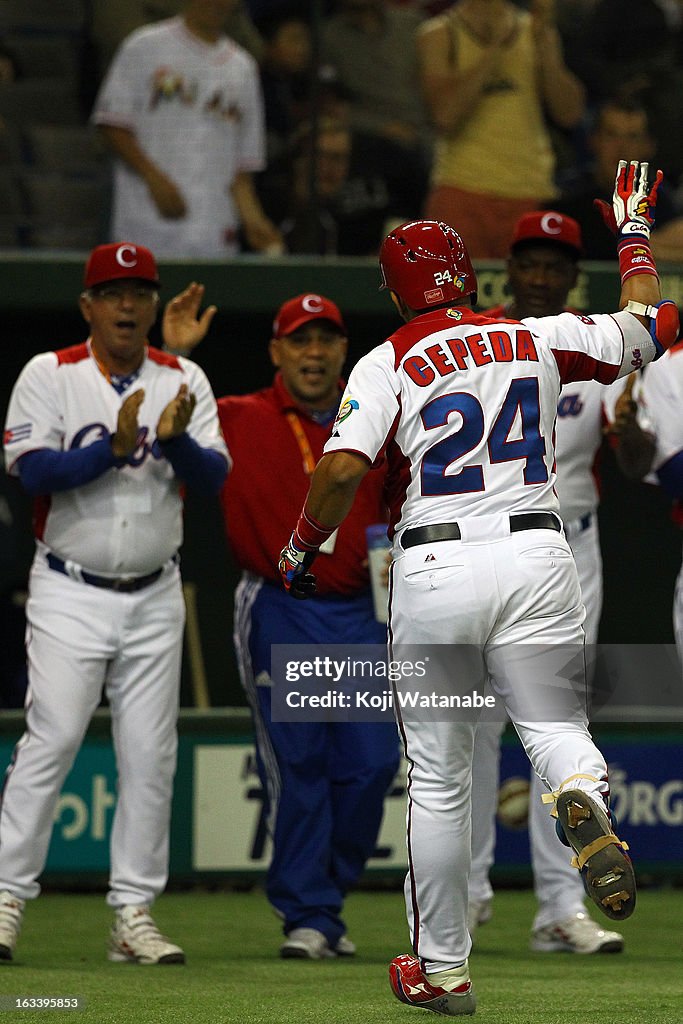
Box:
[0,553,184,906]
[390,522,608,970]
[469,514,602,930]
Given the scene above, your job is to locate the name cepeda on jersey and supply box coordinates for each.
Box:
[403,328,539,387]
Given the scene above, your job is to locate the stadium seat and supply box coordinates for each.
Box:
[21,172,108,250]
[25,126,106,178]
[0,0,86,34]
[0,168,26,216]
[0,80,82,129]
[3,34,80,86]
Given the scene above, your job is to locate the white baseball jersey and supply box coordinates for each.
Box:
[92,17,266,256]
[325,307,652,539]
[638,344,683,472]
[3,342,227,574]
[554,376,627,524]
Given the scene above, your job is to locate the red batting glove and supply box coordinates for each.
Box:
[594,160,663,239]
[278,534,317,599]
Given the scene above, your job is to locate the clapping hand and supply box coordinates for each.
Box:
[162,283,217,355]
[157,383,197,441]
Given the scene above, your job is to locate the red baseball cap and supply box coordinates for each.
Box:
[510,211,583,258]
[273,293,346,337]
[84,242,160,289]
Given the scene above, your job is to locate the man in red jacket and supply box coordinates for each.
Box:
[163,289,399,959]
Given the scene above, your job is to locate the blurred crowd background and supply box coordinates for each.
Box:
[0,0,682,258]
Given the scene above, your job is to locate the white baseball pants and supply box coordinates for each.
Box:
[0,552,184,907]
[390,520,609,970]
[469,513,603,929]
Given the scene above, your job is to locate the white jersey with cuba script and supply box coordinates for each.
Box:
[4,342,228,575]
[324,307,652,539]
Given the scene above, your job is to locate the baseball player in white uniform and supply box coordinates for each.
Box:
[278,162,679,1014]
[0,243,228,964]
[469,212,653,955]
[636,343,683,655]
[92,0,282,257]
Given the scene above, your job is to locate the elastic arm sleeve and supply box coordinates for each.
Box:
[158,432,228,494]
[656,451,683,499]
[17,440,119,495]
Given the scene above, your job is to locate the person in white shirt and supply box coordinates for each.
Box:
[93,0,282,257]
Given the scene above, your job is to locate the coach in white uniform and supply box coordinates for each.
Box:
[278,162,677,1015]
[0,243,228,964]
[92,0,282,257]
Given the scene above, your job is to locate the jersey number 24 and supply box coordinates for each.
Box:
[420,377,548,495]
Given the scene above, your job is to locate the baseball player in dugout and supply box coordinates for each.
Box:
[278,161,679,1015]
[0,243,229,964]
[160,290,400,959]
[469,210,656,956]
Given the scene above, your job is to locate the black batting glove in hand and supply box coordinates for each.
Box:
[278,534,317,599]
[594,160,663,239]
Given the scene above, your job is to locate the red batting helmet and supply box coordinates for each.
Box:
[379,220,477,310]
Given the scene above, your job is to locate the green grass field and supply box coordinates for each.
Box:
[1,888,682,1023]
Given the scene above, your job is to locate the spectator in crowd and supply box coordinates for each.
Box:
[257,7,312,162]
[0,242,228,964]
[92,0,283,257]
[161,285,401,959]
[321,0,432,206]
[565,0,683,188]
[469,210,653,954]
[417,0,585,257]
[258,116,421,255]
[553,98,683,263]
[89,0,264,82]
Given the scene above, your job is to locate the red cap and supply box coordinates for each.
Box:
[84,242,160,289]
[273,293,346,337]
[511,211,583,258]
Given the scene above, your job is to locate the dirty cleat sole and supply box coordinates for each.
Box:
[556,789,636,921]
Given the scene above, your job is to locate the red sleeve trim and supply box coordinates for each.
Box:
[147,347,182,370]
[56,343,90,365]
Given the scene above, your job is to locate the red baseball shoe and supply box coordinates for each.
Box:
[389,954,476,1016]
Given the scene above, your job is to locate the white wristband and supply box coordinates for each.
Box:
[625,300,656,318]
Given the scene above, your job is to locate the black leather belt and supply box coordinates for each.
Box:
[46,552,166,593]
[401,513,561,549]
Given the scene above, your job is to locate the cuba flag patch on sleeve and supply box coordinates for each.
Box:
[3,422,33,445]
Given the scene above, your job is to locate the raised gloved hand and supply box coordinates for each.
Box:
[278,534,317,599]
[594,160,663,239]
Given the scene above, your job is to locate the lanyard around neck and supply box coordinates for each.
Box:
[284,411,317,476]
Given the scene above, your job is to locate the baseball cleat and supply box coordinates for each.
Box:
[0,890,24,962]
[389,954,476,1016]
[280,927,336,959]
[555,789,635,921]
[530,911,624,954]
[108,905,185,964]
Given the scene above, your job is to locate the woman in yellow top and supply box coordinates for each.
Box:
[417,0,585,258]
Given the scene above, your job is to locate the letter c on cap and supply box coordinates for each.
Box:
[540,213,563,236]
[116,244,138,268]
[302,294,324,314]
